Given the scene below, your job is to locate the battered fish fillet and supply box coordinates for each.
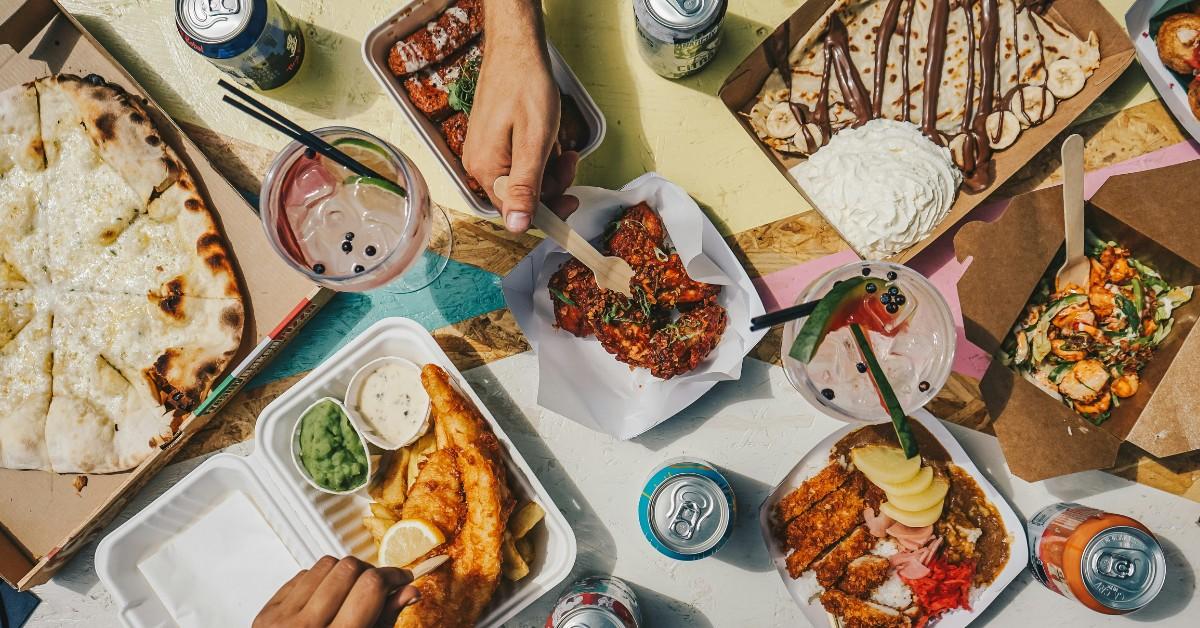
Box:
[402,448,464,543]
[812,526,874,588]
[785,476,867,577]
[820,590,913,628]
[773,461,853,533]
[394,365,513,628]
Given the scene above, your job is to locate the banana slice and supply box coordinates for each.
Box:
[747,101,773,137]
[984,110,1021,150]
[1011,85,1056,128]
[947,134,970,171]
[1046,59,1086,100]
[762,87,791,107]
[766,102,801,139]
[791,123,825,154]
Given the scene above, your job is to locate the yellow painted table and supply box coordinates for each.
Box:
[59,0,1200,501]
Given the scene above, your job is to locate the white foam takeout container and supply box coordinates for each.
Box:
[759,411,1028,628]
[95,317,577,628]
[1127,0,1200,142]
[363,0,608,217]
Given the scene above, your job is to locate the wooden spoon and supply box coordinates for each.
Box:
[493,176,634,297]
[1056,134,1089,292]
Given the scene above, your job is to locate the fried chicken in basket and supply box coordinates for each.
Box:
[547,202,727,379]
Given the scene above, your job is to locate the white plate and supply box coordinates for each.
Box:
[758,411,1028,628]
[97,318,577,628]
[1127,0,1200,143]
[362,0,607,217]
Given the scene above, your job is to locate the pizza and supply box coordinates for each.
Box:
[0,74,244,474]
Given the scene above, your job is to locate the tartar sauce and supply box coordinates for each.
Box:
[353,360,428,446]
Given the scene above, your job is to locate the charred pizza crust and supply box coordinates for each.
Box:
[0,74,245,474]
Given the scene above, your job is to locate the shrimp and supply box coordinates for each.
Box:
[1051,339,1088,362]
[1143,318,1157,337]
[1058,359,1109,403]
[1099,246,1128,270]
[1066,322,1104,342]
[1108,257,1136,284]
[1053,303,1093,328]
[1089,287,1116,318]
[1073,391,1112,416]
[1089,259,1107,289]
[1112,372,1139,398]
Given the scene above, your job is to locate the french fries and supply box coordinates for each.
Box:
[500,501,546,581]
[362,516,391,544]
[370,502,399,521]
[501,533,529,581]
[376,448,411,511]
[406,432,438,488]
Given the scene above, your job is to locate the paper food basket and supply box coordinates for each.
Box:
[1126,0,1200,142]
[95,318,577,628]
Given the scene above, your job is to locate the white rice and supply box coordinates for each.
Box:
[794,569,825,605]
[870,571,914,610]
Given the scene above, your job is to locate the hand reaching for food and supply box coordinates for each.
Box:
[462,0,578,232]
[253,556,420,628]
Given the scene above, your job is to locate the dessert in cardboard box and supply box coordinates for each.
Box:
[719,0,1134,262]
[954,160,1200,481]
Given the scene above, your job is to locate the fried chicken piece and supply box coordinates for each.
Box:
[440,113,469,157]
[1156,12,1200,74]
[607,202,666,261]
[647,302,727,379]
[1191,78,1200,119]
[388,0,484,76]
[839,555,893,597]
[773,461,853,534]
[821,590,913,628]
[638,253,723,309]
[548,258,602,337]
[813,526,875,588]
[585,291,659,369]
[403,42,482,120]
[785,476,867,577]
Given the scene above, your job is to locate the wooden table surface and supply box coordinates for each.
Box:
[54,0,1200,502]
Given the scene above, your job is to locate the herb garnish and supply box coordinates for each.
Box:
[448,56,480,115]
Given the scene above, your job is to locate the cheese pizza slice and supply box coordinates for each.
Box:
[0,82,48,288]
[49,291,243,473]
[0,290,52,470]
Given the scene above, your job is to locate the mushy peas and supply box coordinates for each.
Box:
[298,399,368,491]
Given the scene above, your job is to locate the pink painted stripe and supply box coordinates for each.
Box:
[754,140,1200,379]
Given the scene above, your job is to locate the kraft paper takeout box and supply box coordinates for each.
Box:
[717,0,1135,262]
[954,161,1200,482]
[0,0,331,590]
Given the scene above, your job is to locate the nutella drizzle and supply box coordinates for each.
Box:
[769,0,1063,189]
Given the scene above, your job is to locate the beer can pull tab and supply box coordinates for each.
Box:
[1097,552,1137,579]
[666,482,713,541]
[672,0,703,15]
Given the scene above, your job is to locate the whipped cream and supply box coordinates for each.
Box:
[790,119,962,257]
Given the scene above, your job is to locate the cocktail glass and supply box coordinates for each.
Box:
[781,261,957,423]
[260,126,453,292]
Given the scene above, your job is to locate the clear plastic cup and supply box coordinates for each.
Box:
[260,126,453,292]
[780,261,957,423]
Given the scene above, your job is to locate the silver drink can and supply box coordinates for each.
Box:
[546,575,641,628]
[176,0,305,91]
[634,0,726,79]
[638,456,735,560]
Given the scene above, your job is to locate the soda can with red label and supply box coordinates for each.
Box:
[546,575,642,628]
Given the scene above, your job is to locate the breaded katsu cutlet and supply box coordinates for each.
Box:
[403,42,482,120]
[784,475,867,577]
[820,590,914,628]
[389,0,483,76]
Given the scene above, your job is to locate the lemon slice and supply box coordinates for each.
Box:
[332,137,393,175]
[378,519,445,568]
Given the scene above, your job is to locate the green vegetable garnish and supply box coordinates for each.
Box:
[1132,277,1144,317]
[849,323,918,458]
[550,287,576,306]
[344,175,407,198]
[448,56,480,115]
[297,399,368,492]
[789,277,884,363]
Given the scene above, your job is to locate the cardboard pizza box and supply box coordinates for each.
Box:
[0,0,333,590]
[954,160,1200,481]
[717,0,1135,263]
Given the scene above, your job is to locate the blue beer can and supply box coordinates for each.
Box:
[175,0,305,91]
[638,456,735,560]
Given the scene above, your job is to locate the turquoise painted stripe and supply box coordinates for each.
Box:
[250,253,507,387]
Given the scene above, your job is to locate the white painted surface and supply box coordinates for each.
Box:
[30,355,1200,627]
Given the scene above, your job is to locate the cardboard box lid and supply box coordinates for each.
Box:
[717,0,1136,263]
[0,0,323,588]
[955,161,1200,480]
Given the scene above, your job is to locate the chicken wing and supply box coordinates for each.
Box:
[548,258,602,337]
[585,291,660,369]
[647,301,727,379]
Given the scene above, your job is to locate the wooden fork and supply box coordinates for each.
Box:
[493,176,634,297]
[1055,134,1089,292]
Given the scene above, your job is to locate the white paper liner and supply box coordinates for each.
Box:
[502,173,766,439]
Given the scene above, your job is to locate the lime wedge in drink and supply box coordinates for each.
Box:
[345,175,407,198]
[331,137,394,176]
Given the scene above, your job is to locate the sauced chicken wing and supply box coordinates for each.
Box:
[585,291,661,369]
[648,302,728,379]
[636,253,723,309]
[548,258,602,337]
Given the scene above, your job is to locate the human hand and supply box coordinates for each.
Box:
[253,556,420,628]
[463,2,579,232]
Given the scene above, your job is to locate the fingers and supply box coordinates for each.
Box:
[541,150,579,200]
[547,195,579,220]
[375,584,422,627]
[282,555,338,610]
[502,127,556,232]
[329,567,413,628]
[255,567,308,619]
[303,556,370,625]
